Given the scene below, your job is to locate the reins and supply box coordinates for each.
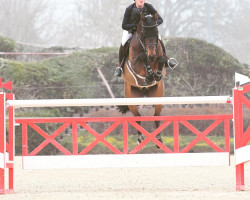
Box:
[136,33,147,53]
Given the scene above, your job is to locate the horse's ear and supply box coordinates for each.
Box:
[141,13,145,21]
[153,12,158,21]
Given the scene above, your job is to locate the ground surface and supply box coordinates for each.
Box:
[2,156,250,200]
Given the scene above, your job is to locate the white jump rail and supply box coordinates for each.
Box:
[23,153,230,170]
[0,52,68,55]
[235,145,250,165]
[7,96,232,108]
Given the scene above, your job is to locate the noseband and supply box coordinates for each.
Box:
[142,22,158,28]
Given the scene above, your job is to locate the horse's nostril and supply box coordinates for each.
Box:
[149,55,156,62]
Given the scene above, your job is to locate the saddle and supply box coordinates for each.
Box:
[121,37,167,65]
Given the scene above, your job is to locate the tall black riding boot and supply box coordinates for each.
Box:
[114,44,124,77]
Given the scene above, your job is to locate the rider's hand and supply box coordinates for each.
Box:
[133,7,142,15]
[129,25,137,34]
[132,8,141,23]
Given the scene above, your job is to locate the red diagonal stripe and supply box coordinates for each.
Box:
[242,84,250,94]
[2,81,12,92]
[180,120,223,153]
[240,93,250,109]
[75,122,99,155]
[79,122,122,155]
[98,122,122,154]
[181,120,224,152]
[79,122,100,137]
[240,125,250,147]
[129,121,172,154]
[28,123,71,156]
[129,121,155,153]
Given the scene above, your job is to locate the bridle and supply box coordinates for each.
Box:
[136,21,159,55]
[142,22,158,28]
[135,19,160,85]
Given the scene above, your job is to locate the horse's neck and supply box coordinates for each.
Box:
[129,25,147,76]
[136,22,143,37]
[133,22,144,50]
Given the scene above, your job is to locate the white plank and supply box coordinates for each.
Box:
[0,152,9,169]
[22,153,230,170]
[0,153,4,169]
[235,145,250,165]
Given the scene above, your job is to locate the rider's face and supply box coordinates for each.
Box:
[135,0,145,8]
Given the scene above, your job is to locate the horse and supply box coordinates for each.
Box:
[118,12,167,148]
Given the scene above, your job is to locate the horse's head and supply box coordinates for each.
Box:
[141,13,159,63]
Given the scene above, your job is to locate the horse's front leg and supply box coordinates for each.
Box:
[125,84,145,145]
[154,104,164,149]
[128,105,144,145]
[144,64,155,86]
[155,56,167,82]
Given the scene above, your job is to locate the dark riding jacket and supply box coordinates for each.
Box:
[122,3,163,32]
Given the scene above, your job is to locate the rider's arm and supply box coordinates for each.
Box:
[122,6,137,31]
[146,3,163,25]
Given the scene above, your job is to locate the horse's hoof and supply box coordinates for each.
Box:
[148,70,154,76]
[155,74,162,82]
[154,71,163,81]
[156,138,163,149]
[137,135,144,145]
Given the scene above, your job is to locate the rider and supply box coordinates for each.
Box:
[114,0,177,77]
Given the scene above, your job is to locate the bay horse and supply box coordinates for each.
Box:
[118,12,167,148]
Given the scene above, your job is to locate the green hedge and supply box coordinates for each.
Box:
[0,36,16,52]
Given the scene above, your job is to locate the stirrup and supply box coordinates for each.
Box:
[168,58,179,69]
[114,67,123,77]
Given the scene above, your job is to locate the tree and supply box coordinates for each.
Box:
[56,0,128,48]
[0,0,53,44]
[221,0,250,64]
[152,0,202,37]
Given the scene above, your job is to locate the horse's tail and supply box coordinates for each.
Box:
[117,105,130,114]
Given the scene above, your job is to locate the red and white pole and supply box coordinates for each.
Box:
[234,86,244,190]
[0,92,6,194]
[0,81,14,194]
[234,84,250,191]
[6,93,14,193]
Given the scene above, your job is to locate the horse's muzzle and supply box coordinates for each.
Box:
[148,55,156,62]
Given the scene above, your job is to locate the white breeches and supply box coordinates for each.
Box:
[121,30,162,46]
[121,30,132,46]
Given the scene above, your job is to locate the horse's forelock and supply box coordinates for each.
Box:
[143,15,155,26]
[144,28,158,38]
[142,16,158,38]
